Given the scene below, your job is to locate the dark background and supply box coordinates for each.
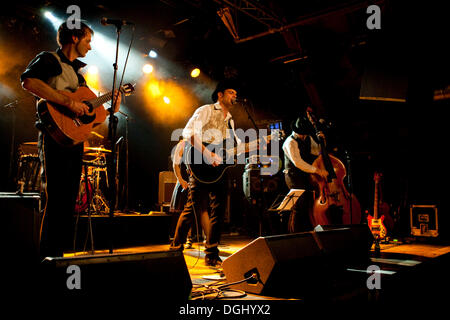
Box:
[1,1,448,237]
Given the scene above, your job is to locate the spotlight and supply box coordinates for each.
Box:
[163,96,170,104]
[43,10,63,30]
[88,66,98,75]
[190,68,200,78]
[148,50,158,58]
[143,64,153,74]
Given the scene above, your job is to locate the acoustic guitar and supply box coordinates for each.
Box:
[185,132,280,184]
[37,83,135,146]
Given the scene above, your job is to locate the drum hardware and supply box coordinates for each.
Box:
[75,151,109,215]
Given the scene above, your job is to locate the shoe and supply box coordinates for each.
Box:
[184,241,193,249]
[205,255,222,267]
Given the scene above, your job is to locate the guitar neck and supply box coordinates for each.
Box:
[87,91,115,109]
[374,180,379,219]
[226,137,264,155]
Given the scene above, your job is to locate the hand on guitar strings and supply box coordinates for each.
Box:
[206,151,223,167]
[68,100,90,117]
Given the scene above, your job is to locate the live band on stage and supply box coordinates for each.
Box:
[9,15,398,263]
[3,7,448,305]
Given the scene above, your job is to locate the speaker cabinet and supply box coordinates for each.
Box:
[222,225,373,298]
[1,192,41,262]
[222,232,324,297]
[40,250,192,300]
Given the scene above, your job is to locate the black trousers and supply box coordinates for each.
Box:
[284,173,314,233]
[38,132,83,258]
[170,175,226,256]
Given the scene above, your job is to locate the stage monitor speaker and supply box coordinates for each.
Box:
[222,226,373,298]
[314,224,374,258]
[222,232,325,297]
[40,250,192,301]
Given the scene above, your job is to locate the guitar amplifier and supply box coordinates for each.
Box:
[410,204,439,237]
[158,171,177,205]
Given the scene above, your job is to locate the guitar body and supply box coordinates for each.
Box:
[309,154,362,226]
[37,87,107,146]
[367,214,387,239]
[185,143,236,184]
[185,133,278,184]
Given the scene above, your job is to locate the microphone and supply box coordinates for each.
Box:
[233,97,248,104]
[101,17,134,27]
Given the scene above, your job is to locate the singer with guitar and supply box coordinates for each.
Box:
[170,79,245,267]
[21,20,121,258]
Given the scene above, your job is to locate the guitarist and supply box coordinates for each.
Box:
[170,79,242,267]
[20,20,121,259]
[282,112,328,232]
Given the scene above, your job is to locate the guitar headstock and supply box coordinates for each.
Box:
[120,83,136,96]
[263,130,285,143]
[374,172,383,183]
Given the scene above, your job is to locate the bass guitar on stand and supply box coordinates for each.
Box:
[367,172,394,241]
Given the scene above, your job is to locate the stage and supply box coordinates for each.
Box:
[60,231,450,304]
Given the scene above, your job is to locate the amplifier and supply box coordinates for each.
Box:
[410,204,439,237]
[158,171,177,204]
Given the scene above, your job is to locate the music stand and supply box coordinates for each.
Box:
[270,189,305,212]
[267,189,305,234]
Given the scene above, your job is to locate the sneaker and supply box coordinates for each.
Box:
[205,255,222,267]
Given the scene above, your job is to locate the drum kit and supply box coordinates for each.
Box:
[75,145,111,215]
[16,132,111,215]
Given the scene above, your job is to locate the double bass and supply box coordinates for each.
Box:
[306,111,361,226]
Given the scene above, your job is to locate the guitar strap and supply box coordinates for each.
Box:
[227,118,238,145]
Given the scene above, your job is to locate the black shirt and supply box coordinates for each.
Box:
[20,48,87,86]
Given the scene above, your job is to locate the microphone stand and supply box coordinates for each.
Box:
[118,110,130,212]
[242,100,265,235]
[106,24,122,254]
[344,149,354,224]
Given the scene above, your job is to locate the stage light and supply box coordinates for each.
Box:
[149,50,158,58]
[190,68,200,78]
[163,96,170,104]
[88,66,99,75]
[43,10,63,30]
[143,64,153,74]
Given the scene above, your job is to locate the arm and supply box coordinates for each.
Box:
[182,106,222,166]
[283,137,328,178]
[21,78,89,116]
[172,140,189,190]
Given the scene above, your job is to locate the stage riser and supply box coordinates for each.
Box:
[76,214,171,250]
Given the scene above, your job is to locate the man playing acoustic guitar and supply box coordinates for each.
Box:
[21,20,121,258]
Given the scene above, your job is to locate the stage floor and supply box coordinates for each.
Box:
[65,233,450,302]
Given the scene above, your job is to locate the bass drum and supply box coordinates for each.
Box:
[75,176,93,214]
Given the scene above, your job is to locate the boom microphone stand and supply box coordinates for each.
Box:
[106,24,122,254]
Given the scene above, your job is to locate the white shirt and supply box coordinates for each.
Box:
[182,102,242,146]
[282,132,321,174]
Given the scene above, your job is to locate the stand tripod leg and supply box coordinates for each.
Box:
[83,164,95,254]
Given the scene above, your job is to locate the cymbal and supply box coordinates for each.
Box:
[84,147,111,153]
[23,142,38,145]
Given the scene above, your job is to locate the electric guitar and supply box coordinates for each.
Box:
[185,132,280,184]
[367,172,388,239]
[37,83,135,146]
